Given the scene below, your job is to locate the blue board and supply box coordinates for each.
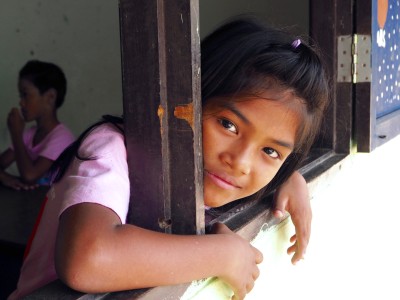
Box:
[372,0,400,118]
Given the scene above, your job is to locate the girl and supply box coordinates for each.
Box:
[0,60,75,190]
[9,17,329,300]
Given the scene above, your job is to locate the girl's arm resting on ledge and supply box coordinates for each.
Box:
[273,171,311,264]
[56,203,263,300]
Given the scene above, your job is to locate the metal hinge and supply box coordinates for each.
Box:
[337,34,371,83]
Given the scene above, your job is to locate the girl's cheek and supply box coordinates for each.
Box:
[256,168,277,189]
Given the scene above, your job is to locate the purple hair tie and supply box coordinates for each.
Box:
[291,39,301,49]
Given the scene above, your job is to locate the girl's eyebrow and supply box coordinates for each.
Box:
[222,102,294,151]
[270,138,294,151]
[222,102,250,124]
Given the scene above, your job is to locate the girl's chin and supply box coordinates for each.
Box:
[204,197,233,208]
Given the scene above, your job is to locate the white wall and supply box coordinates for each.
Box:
[184,135,400,299]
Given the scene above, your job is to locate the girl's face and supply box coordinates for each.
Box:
[202,92,302,207]
[18,79,48,122]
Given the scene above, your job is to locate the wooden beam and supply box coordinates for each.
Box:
[354,0,373,152]
[119,0,204,234]
[310,0,353,154]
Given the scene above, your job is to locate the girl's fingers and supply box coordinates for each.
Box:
[292,251,305,265]
[287,243,297,254]
[253,267,260,280]
[290,234,297,243]
[246,280,255,293]
[233,287,246,300]
[254,247,263,264]
[287,241,306,264]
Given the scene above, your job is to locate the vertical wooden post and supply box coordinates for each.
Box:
[354,0,373,152]
[310,0,353,154]
[119,0,204,235]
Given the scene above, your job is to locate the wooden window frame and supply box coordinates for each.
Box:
[25,0,357,299]
[120,0,204,235]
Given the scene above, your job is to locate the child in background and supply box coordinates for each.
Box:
[0,60,75,190]
[9,17,329,300]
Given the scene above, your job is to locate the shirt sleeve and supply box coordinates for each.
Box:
[56,124,129,223]
[38,124,75,161]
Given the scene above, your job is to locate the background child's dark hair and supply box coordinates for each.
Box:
[201,16,330,201]
[19,60,67,108]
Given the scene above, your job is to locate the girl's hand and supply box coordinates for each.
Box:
[273,171,311,265]
[211,222,263,300]
[7,107,25,137]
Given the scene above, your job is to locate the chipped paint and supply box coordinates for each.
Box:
[158,104,165,135]
[174,102,194,130]
[158,217,172,229]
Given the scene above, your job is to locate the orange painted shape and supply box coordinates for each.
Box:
[158,105,165,135]
[174,102,194,130]
[377,0,388,29]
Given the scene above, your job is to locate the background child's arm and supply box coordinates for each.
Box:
[55,203,262,299]
[7,108,54,184]
[272,171,311,265]
[0,147,34,190]
[0,148,15,170]
[0,148,19,189]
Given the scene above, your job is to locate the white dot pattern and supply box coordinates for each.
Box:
[373,0,400,116]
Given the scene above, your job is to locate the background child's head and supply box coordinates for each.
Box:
[19,60,67,109]
[201,16,329,199]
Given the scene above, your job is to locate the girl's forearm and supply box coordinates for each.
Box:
[55,205,237,293]
[11,135,52,183]
[10,135,36,181]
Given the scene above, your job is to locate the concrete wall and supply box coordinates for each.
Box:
[183,135,400,299]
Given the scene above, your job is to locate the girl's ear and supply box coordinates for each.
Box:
[44,88,57,108]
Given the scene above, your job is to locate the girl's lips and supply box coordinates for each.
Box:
[205,170,241,190]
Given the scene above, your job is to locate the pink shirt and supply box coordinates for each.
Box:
[10,123,75,184]
[8,123,130,300]
[11,123,75,161]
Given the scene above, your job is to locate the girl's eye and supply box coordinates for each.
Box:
[219,118,238,134]
[263,147,279,159]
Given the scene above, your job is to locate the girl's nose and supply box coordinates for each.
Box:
[222,145,253,175]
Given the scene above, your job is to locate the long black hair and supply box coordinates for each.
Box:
[201,16,329,201]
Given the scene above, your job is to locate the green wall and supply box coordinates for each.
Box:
[0,0,309,163]
[0,0,123,161]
